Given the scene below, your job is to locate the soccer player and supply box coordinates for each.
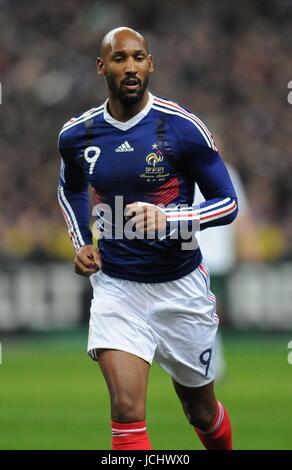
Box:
[57,27,238,450]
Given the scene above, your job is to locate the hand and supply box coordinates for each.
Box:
[74,244,101,277]
[125,202,167,234]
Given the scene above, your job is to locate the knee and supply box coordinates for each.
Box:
[111,393,145,423]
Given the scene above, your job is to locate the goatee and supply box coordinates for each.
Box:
[106,75,149,106]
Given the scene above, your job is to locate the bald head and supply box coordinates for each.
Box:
[100,27,149,58]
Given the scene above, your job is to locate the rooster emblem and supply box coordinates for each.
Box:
[145,150,164,167]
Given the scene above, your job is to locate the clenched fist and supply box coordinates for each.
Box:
[74,244,101,277]
[125,202,167,234]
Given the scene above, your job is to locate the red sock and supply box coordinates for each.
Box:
[111,420,152,450]
[195,401,232,450]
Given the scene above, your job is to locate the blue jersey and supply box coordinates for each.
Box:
[58,93,238,282]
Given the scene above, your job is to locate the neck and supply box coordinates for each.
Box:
[106,91,149,122]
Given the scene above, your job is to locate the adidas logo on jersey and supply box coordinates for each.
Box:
[115,141,134,152]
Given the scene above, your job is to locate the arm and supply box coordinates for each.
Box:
[57,133,101,275]
[163,146,238,231]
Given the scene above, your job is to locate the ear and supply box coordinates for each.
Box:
[96,57,106,76]
[148,54,154,73]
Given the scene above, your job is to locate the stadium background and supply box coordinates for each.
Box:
[0,0,291,449]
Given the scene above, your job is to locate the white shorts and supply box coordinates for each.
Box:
[87,263,219,387]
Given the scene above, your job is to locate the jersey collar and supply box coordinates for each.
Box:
[103,92,154,131]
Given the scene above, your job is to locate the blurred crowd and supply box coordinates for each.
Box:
[1,0,291,261]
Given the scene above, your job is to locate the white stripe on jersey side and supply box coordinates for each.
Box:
[58,186,85,248]
[199,197,234,215]
[59,108,104,139]
[153,101,216,150]
[59,206,79,251]
[153,96,216,148]
[174,201,237,223]
[57,189,79,251]
[163,197,233,218]
[200,202,237,224]
[57,186,81,251]
[200,199,237,219]
[163,197,231,214]
[58,185,85,249]
[165,200,237,223]
[62,104,104,130]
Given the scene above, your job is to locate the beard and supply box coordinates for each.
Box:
[106,74,149,106]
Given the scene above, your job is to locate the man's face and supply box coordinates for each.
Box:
[97,32,154,105]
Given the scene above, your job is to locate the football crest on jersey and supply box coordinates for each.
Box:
[140,145,169,183]
[145,150,163,167]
